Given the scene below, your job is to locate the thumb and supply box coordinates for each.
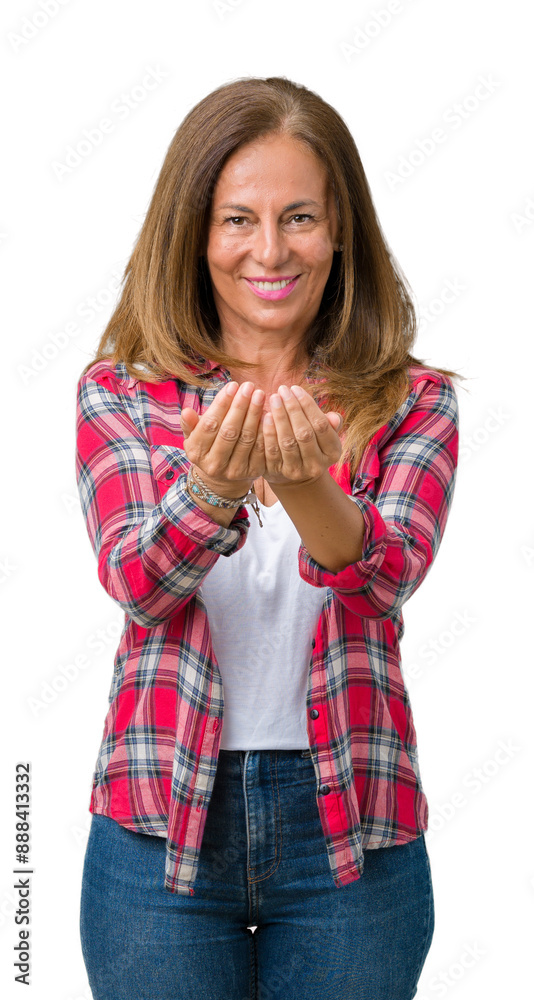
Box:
[180,407,199,439]
[327,411,343,432]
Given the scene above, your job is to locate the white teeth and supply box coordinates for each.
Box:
[249,278,295,291]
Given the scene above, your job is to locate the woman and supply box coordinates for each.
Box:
[77,75,462,1000]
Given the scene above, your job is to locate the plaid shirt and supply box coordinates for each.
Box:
[75,357,459,896]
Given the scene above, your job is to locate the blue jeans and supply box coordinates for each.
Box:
[80,749,434,999]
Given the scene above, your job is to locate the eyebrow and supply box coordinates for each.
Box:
[215,200,322,213]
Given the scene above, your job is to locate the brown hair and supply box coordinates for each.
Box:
[81,74,466,476]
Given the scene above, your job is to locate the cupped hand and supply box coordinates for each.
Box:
[179,381,266,495]
[261,384,344,488]
[180,380,343,494]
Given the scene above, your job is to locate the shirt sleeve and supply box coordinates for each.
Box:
[297,374,459,620]
[75,369,249,628]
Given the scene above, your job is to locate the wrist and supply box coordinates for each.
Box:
[192,465,253,500]
[187,466,264,529]
[268,470,328,494]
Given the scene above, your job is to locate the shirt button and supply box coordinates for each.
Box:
[165,469,175,480]
[354,477,363,489]
[311,639,316,649]
[310,708,319,719]
[318,784,331,795]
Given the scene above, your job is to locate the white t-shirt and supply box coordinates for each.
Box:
[199,497,329,749]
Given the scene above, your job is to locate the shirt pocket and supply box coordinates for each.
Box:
[352,466,381,502]
[352,443,381,500]
[352,471,376,494]
[149,442,189,497]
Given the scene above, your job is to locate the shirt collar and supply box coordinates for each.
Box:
[184,354,229,379]
[186,351,323,382]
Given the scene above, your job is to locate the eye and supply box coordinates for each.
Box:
[222,214,315,226]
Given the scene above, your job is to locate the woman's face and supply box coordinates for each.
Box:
[205,133,341,347]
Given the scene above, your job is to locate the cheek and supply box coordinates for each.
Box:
[300,233,335,269]
[208,237,247,275]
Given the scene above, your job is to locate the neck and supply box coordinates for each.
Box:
[220,334,311,396]
[227,361,310,401]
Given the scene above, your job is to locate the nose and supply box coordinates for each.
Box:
[252,219,291,269]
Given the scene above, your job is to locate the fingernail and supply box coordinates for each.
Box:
[278,384,292,400]
[226,381,238,396]
[271,394,282,408]
[251,389,264,405]
[264,412,274,425]
[291,385,304,398]
[240,382,253,398]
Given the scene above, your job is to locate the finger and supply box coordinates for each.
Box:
[262,409,283,476]
[268,391,304,473]
[201,382,261,478]
[180,407,200,439]
[254,407,266,465]
[326,411,343,431]
[276,385,325,465]
[230,389,265,479]
[188,381,239,456]
[224,387,266,476]
[288,385,343,451]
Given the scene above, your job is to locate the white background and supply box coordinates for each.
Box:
[1,0,532,997]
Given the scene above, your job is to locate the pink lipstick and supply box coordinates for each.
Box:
[244,275,300,301]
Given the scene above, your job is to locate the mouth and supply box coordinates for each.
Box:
[243,274,301,301]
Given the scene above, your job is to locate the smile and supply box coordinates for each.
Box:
[244,275,301,300]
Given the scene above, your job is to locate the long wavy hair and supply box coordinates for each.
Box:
[81,74,465,477]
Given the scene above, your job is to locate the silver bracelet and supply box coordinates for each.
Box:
[186,465,263,527]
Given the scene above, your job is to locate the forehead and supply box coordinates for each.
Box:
[212,134,330,202]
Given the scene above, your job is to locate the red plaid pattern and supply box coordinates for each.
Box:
[75,357,459,895]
